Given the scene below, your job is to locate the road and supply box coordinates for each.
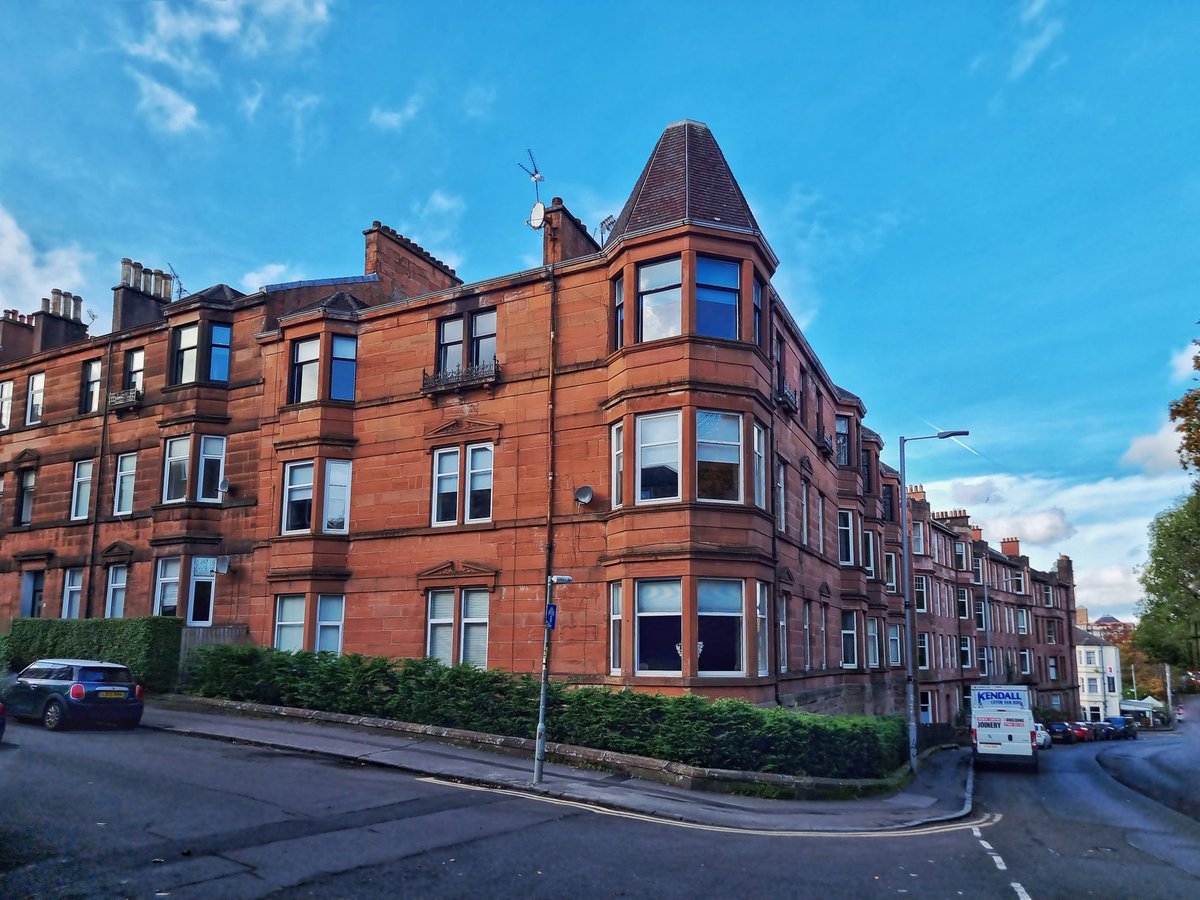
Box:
[0,713,1198,898]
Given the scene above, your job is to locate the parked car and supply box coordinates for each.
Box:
[1097,721,1117,740]
[0,659,143,730]
[1047,721,1076,744]
[1071,721,1096,742]
[1105,716,1136,739]
[1034,723,1053,749]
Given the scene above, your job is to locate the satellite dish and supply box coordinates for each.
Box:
[530,201,546,230]
[574,485,594,505]
[218,477,230,494]
[215,556,231,575]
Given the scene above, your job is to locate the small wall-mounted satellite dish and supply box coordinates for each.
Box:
[215,556,231,575]
[218,477,231,495]
[573,485,594,505]
[530,201,546,230]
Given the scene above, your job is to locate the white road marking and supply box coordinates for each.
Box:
[1011,882,1031,900]
[979,840,993,850]
[991,853,1007,871]
[972,827,981,837]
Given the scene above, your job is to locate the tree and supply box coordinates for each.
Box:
[1137,487,1200,667]
[1169,340,1200,471]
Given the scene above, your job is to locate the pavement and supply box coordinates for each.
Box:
[141,699,975,834]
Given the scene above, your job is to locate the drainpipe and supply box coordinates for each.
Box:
[769,390,782,708]
[542,262,559,659]
[84,340,115,618]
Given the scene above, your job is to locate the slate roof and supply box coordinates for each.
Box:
[605,120,762,248]
[1074,627,1114,647]
[186,284,244,303]
[292,290,370,316]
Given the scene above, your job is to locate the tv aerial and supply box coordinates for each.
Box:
[519,149,546,230]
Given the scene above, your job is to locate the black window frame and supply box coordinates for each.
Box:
[694,255,740,341]
[289,337,320,404]
[208,322,232,383]
[15,467,35,526]
[330,334,357,401]
[171,323,199,385]
[636,256,682,343]
[613,273,625,350]
[436,309,497,373]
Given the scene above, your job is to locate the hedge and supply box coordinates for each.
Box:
[184,645,906,779]
[1,616,184,692]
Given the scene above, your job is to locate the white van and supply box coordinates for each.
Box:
[970,685,1038,772]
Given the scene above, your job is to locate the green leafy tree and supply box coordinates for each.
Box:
[1169,340,1200,471]
[1137,487,1200,667]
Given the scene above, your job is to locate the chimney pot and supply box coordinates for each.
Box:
[152,269,163,297]
[72,295,83,321]
[131,262,144,292]
[120,258,132,286]
[42,296,51,313]
[161,271,173,299]
[51,288,63,315]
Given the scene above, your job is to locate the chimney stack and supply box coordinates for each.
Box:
[112,256,171,331]
[971,524,983,542]
[1000,536,1021,557]
[906,484,926,502]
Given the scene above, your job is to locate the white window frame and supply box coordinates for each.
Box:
[154,556,181,616]
[752,422,766,509]
[316,593,345,654]
[697,578,745,677]
[817,495,825,550]
[960,636,973,669]
[696,410,742,504]
[917,632,929,670]
[426,589,455,664]
[432,447,460,526]
[862,528,875,577]
[957,588,970,620]
[756,582,769,676]
[188,556,216,626]
[282,461,315,534]
[840,610,858,669]
[275,594,306,651]
[837,510,855,565]
[800,478,810,545]
[803,600,812,671]
[777,592,788,674]
[105,565,127,618]
[911,521,925,555]
[635,578,683,675]
[635,411,682,505]
[954,540,967,570]
[867,617,880,668]
[609,581,623,674]
[26,372,44,425]
[197,435,226,503]
[323,459,353,533]
[611,422,624,509]
[1017,608,1029,635]
[973,556,983,584]
[460,588,489,668]
[61,568,83,619]
[776,462,786,532]
[1042,584,1054,607]
[888,623,902,666]
[1084,649,1097,666]
[1047,619,1058,644]
[464,442,494,524]
[81,359,102,413]
[1048,656,1059,681]
[114,452,136,515]
[70,459,93,520]
[0,379,13,429]
[914,575,928,612]
[884,552,897,592]
[163,436,190,503]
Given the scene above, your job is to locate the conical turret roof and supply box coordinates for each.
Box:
[605,120,765,249]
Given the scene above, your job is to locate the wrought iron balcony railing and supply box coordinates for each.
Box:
[421,359,500,395]
[106,388,143,411]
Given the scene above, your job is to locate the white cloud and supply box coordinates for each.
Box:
[1009,0,1064,81]
[0,203,94,312]
[922,467,1191,622]
[1171,343,1196,382]
[400,190,467,274]
[463,84,497,119]
[762,185,902,330]
[241,81,265,120]
[284,92,322,163]
[241,263,303,293]
[369,95,423,132]
[124,0,332,81]
[128,69,200,133]
[1121,419,1182,476]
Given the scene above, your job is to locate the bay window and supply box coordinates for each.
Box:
[867,617,880,668]
[611,422,624,508]
[275,594,305,651]
[637,257,681,342]
[695,256,739,340]
[635,579,682,673]
[696,410,741,502]
[330,335,357,401]
[609,582,622,673]
[282,461,314,532]
[323,459,352,532]
[317,594,345,654]
[289,337,319,403]
[636,412,680,503]
[752,422,766,509]
[840,611,857,668]
[914,575,928,612]
[697,579,743,675]
[188,557,215,625]
[837,510,855,565]
[198,436,226,502]
[162,437,190,503]
[154,557,181,617]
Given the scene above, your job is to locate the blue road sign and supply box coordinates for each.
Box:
[545,603,557,630]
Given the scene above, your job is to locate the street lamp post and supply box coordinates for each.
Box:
[533,574,573,784]
[900,429,968,774]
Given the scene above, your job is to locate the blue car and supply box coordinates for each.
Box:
[1,659,143,730]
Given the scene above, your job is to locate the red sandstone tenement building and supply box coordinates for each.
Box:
[0,121,1077,718]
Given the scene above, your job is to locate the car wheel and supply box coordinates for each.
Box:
[42,700,67,731]
[118,714,142,730]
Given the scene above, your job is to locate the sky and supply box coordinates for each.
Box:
[0,1,1196,622]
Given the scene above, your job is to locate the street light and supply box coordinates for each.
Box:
[533,574,573,784]
[900,430,968,774]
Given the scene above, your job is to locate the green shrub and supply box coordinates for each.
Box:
[2,616,183,692]
[183,644,906,779]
